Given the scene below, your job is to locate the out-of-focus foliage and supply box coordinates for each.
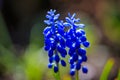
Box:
[116,69,120,80]
[101,4,120,43]
[0,45,15,72]
[100,58,114,80]
[0,12,12,47]
[93,1,120,45]
[23,46,47,80]
[29,12,45,48]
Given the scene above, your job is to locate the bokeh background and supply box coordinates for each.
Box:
[0,0,120,80]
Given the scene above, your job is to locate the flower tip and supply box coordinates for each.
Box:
[54,54,60,63]
[83,41,90,47]
[79,24,85,28]
[44,46,50,51]
[48,63,53,68]
[82,66,88,73]
[76,63,81,70]
[60,60,66,67]
[54,66,59,73]
[71,13,76,19]
[70,69,75,76]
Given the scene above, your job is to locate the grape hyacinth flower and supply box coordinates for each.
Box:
[43,9,90,77]
[43,9,67,73]
[64,13,90,76]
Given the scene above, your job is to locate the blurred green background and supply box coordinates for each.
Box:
[0,0,120,80]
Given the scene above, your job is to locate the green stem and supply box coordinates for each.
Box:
[76,70,79,80]
[57,63,61,80]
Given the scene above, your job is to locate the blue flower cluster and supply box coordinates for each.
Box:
[43,9,90,76]
[64,13,90,76]
[43,10,67,73]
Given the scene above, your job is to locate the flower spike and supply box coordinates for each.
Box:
[43,10,67,73]
[43,9,90,75]
[64,13,90,76]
